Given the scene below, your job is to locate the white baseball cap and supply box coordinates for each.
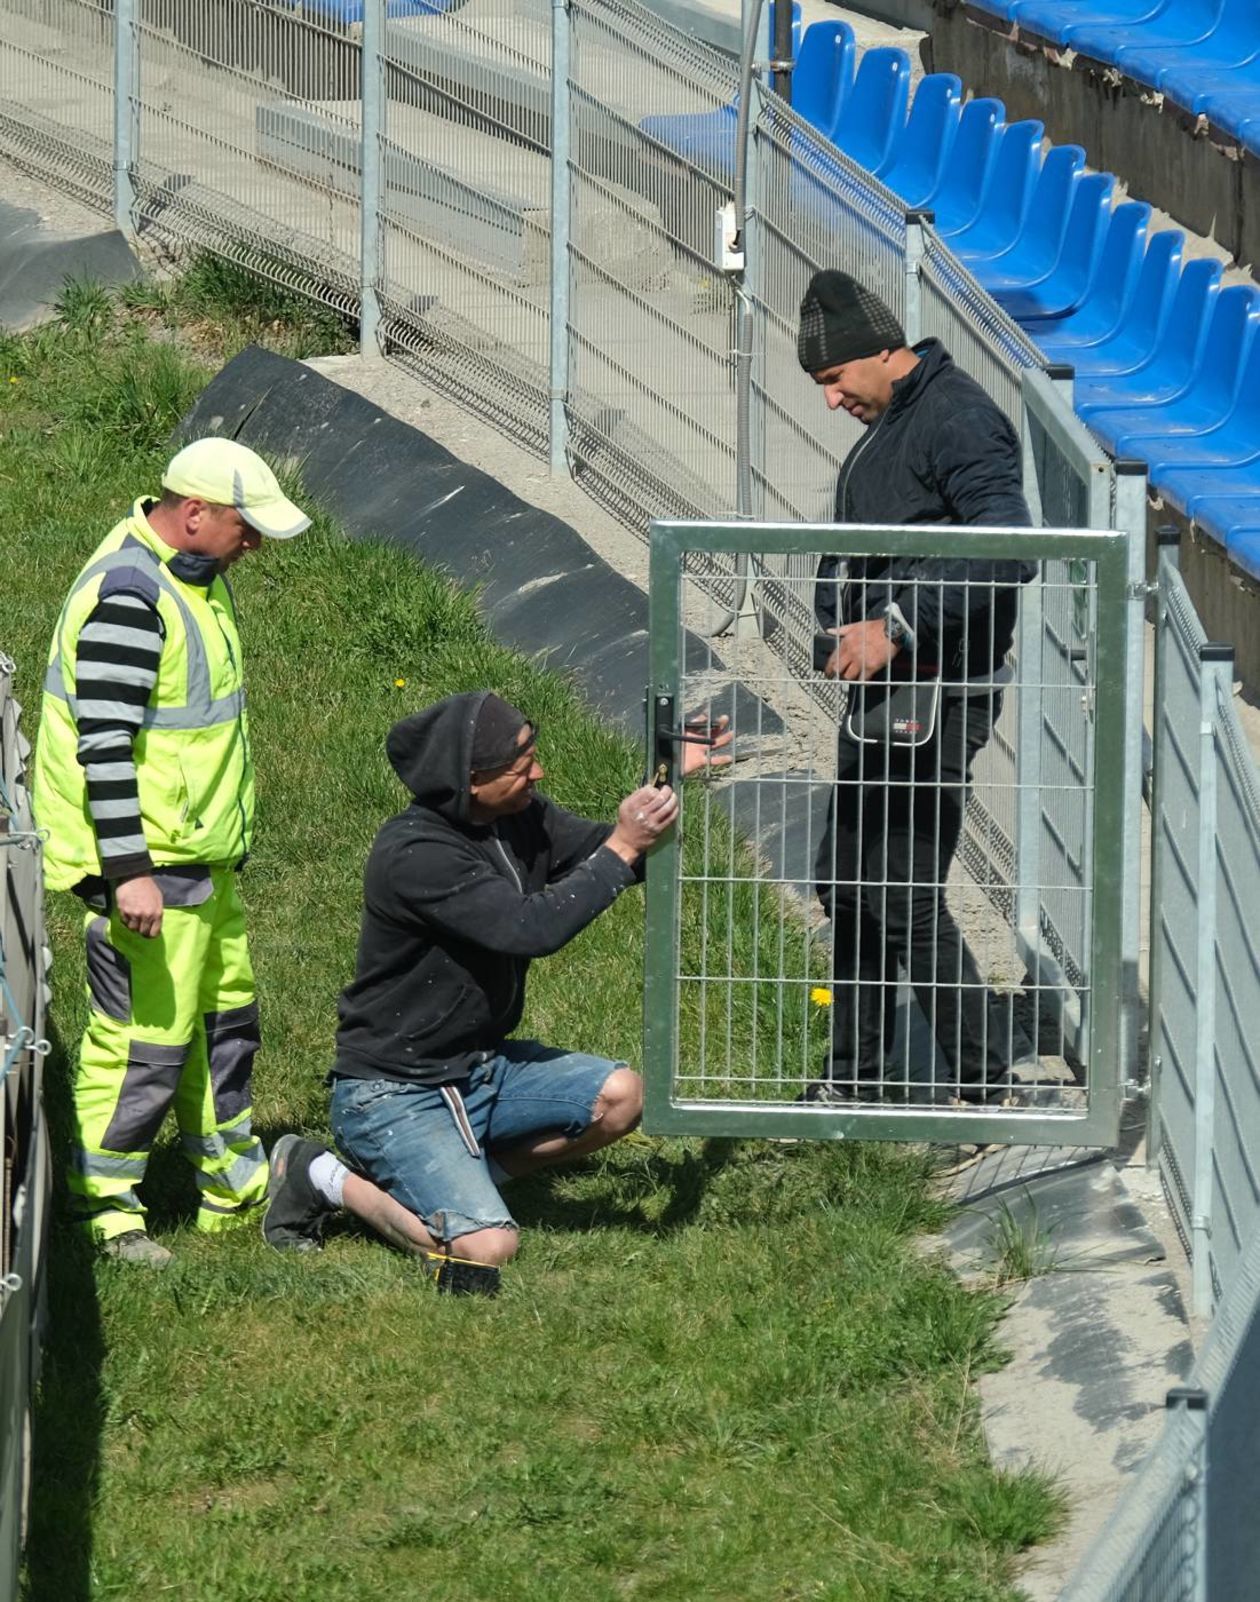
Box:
[162,438,311,539]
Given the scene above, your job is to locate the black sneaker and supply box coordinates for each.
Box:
[795,1078,887,1105]
[420,1251,501,1297]
[262,1134,335,1252]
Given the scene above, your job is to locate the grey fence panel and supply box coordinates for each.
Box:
[379,0,555,450]
[1206,686,1260,1301]
[1151,577,1207,1260]
[0,0,115,211]
[0,655,50,1593]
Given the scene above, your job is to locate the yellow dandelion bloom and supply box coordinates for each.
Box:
[810,987,832,1007]
[394,678,406,688]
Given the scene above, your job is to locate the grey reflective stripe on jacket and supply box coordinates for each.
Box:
[44,546,244,729]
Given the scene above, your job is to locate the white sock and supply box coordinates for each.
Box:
[308,1150,349,1208]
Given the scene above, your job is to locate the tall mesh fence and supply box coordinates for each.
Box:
[0,659,50,1601]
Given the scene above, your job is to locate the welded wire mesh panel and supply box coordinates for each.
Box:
[646,523,1127,1147]
[132,0,363,308]
[1152,578,1208,1256]
[0,0,115,210]
[919,228,1042,441]
[1205,682,1260,1305]
[1058,1406,1203,1602]
[565,0,740,529]
[380,0,553,451]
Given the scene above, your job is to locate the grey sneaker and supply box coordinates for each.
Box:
[100,1231,172,1268]
[262,1133,335,1252]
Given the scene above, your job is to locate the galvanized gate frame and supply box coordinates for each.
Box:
[643,519,1131,1149]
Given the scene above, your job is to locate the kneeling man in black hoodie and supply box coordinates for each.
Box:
[261,689,722,1293]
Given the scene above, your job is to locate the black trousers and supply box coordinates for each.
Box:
[816,689,1010,1089]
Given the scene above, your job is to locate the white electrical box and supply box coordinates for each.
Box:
[713,202,744,273]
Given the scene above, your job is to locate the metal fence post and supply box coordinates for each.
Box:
[1191,642,1232,1315]
[549,0,572,474]
[1167,1386,1210,1602]
[112,0,138,235]
[1113,460,1147,1092]
[902,210,932,345]
[359,0,385,357]
[1146,528,1181,1169]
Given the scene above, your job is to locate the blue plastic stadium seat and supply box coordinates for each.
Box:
[1069,0,1228,68]
[953,144,1086,264]
[1087,285,1260,454]
[1010,0,1169,49]
[1199,86,1260,151]
[1190,493,1260,542]
[1120,299,1260,478]
[791,21,856,143]
[1159,461,1260,518]
[1163,57,1260,118]
[939,121,1047,252]
[640,103,736,180]
[1017,201,1151,345]
[919,98,1005,232]
[879,74,963,206]
[1103,0,1260,95]
[1074,257,1223,410]
[1045,233,1191,374]
[834,47,912,176]
[985,172,1115,319]
[1225,529,1260,581]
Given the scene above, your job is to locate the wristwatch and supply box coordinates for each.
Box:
[883,609,912,650]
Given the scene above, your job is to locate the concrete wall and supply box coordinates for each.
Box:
[927,1,1258,271]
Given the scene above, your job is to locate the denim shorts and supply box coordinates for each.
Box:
[329,1041,626,1244]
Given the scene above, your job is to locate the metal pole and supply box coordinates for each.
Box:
[113,0,137,235]
[772,0,793,103]
[1145,528,1181,1169]
[1190,641,1232,1316]
[902,210,932,344]
[1113,460,1147,1094]
[359,0,384,357]
[549,0,572,474]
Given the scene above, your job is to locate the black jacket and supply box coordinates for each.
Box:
[814,339,1033,678]
[334,692,638,1085]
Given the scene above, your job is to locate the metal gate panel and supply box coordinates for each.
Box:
[644,520,1129,1150]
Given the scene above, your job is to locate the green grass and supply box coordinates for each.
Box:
[2,284,1063,1601]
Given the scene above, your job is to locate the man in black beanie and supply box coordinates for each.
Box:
[797,269,1034,1107]
[261,690,727,1292]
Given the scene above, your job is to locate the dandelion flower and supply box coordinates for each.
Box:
[810,987,832,1007]
[394,678,406,688]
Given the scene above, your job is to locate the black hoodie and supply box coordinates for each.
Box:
[813,339,1034,678]
[333,692,639,1085]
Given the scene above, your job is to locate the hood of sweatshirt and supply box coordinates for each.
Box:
[385,690,498,826]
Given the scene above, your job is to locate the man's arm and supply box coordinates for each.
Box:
[75,589,166,935]
[396,787,675,958]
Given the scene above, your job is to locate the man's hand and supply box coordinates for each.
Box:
[606,785,680,863]
[114,874,164,939]
[679,715,733,778]
[823,620,901,682]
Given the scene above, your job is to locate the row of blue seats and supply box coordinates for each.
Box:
[641,18,1260,577]
[970,0,1260,152]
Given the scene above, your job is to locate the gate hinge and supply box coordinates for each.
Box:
[1126,580,1158,600]
[1123,1078,1148,1103]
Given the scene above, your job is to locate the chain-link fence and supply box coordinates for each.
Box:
[0,658,51,1600]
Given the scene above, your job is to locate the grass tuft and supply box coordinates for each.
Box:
[2,283,1064,1602]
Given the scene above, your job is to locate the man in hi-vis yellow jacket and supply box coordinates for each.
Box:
[34,438,309,1265]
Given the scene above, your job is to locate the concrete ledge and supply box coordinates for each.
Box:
[928,0,1257,270]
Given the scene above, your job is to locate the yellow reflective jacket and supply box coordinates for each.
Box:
[34,502,254,892]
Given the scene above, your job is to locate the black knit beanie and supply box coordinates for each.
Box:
[797,270,906,373]
[470,693,532,772]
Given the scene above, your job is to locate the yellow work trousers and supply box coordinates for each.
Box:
[68,864,269,1241]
